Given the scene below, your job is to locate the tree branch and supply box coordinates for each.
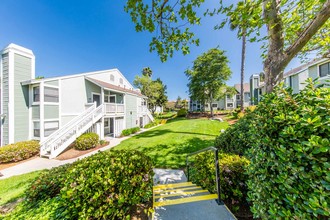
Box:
[284,0,330,64]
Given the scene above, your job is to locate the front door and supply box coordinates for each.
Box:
[139,117,143,128]
[92,94,101,106]
[110,118,114,134]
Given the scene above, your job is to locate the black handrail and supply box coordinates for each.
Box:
[186,146,222,205]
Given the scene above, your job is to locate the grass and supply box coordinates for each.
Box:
[113,117,228,169]
[0,170,43,206]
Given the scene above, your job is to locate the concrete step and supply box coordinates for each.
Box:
[154,189,209,199]
[154,193,218,207]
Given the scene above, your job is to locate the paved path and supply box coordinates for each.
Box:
[0,128,151,180]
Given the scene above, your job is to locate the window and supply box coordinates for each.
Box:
[319,62,330,77]
[120,78,123,84]
[236,94,240,100]
[110,74,115,81]
[205,104,209,108]
[33,121,40,137]
[226,94,231,99]
[44,121,59,137]
[289,75,293,88]
[109,95,116,103]
[212,103,218,108]
[227,103,233,108]
[33,86,40,102]
[44,87,59,102]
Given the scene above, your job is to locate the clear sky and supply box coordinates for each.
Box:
[0,0,302,100]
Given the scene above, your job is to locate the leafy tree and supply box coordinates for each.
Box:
[125,0,330,92]
[134,69,168,114]
[175,96,182,109]
[142,67,153,77]
[186,48,232,118]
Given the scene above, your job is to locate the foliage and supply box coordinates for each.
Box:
[0,140,39,163]
[134,68,168,113]
[74,132,99,150]
[115,118,229,169]
[188,152,250,213]
[99,139,107,145]
[144,119,166,129]
[121,127,141,136]
[125,0,330,92]
[176,109,188,117]
[155,111,176,119]
[246,80,330,219]
[186,48,232,117]
[0,171,43,206]
[58,150,153,220]
[25,164,72,203]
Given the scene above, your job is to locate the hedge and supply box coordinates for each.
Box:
[121,127,140,136]
[22,150,153,219]
[216,79,330,219]
[177,109,188,117]
[0,140,39,163]
[144,119,166,129]
[188,152,250,213]
[74,132,99,150]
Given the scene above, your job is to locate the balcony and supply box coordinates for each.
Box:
[104,103,125,115]
[226,98,234,103]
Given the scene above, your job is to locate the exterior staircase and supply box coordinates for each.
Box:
[153,182,218,207]
[40,103,104,159]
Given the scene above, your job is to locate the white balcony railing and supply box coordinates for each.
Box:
[104,103,125,114]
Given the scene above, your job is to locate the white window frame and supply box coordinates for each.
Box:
[211,103,218,108]
[109,95,116,103]
[110,74,115,82]
[32,85,40,104]
[44,120,59,137]
[44,85,59,104]
[33,120,40,139]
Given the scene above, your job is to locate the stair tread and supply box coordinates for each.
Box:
[153,194,218,207]
[154,186,202,194]
[153,182,194,190]
[154,189,209,199]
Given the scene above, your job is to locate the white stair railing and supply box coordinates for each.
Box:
[146,108,154,121]
[40,103,104,159]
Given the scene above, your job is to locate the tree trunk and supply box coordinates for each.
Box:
[240,29,246,111]
[210,92,214,118]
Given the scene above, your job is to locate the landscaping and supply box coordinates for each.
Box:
[0,140,39,164]
[114,117,229,168]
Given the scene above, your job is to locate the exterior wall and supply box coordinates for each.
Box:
[1,53,9,145]
[13,54,32,142]
[44,105,59,119]
[291,74,300,94]
[125,94,138,129]
[310,61,330,86]
[60,77,90,126]
[45,80,59,86]
[85,80,101,104]
[88,70,133,90]
[32,105,40,119]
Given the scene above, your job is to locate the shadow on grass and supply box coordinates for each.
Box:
[135,129,217,139]
[140,137,215,169]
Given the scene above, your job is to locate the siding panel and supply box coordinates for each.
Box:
[125,94,138,128]
[2,53,9,145]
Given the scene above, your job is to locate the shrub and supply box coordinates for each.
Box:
[58,150,153,219]
[0,140,39,163]
[188,152,250,213]
[121,127,141,136]
[74,132,99,150]
[177,108,188,117]
[215,111,257,155]
[25,164,73,203]
[144,119,165,129]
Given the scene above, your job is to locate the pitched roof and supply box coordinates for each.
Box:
[283,58,325,78]
[85,77,146,97]
[234,83,250,94]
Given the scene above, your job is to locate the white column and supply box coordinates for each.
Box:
[40,81,45,141]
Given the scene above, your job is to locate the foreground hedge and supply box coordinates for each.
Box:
[188,152,250,213]
[22,150,153,219]
[216,80,330,219]
[75,132,99,150]
[0,140,39,163]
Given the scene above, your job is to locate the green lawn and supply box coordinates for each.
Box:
[0,170,43,206]
[113,118,228,169]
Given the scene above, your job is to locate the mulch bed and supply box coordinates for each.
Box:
[56,142,109,160]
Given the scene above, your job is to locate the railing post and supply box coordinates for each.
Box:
[214,149,222,205]
[186,156,189,181]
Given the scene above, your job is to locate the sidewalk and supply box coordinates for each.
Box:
[0,128,150,180]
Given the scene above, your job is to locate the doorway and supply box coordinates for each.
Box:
[92,93,101,106]
[104,118,114,137]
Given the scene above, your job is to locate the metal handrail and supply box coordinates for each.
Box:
[186,146,222,205]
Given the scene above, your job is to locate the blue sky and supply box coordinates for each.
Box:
[0,0,302,100]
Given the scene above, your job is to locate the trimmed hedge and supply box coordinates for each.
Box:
[59,150,153,219]
[75,132,99,150]
[216,80,330,219]
[177,108,188,117]
[188,152,250,213]
[23,150,154,219]
[121,127,140,136]
[0,140,39,163]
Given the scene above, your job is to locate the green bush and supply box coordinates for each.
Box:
[188,152,250,213]
[121,127,141,136]
[58,150,153,219]
[74,132,99,150]
[177,108,188,117]
[0,140,39,163]
[214,110,257,155]
[144,119,165,129]
[25,164,73,203]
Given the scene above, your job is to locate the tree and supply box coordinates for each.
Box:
[142,67,153,77]
[133,69,168,114]
[175,96,182,109]
[125,0,330,93]
[186,48,232,118]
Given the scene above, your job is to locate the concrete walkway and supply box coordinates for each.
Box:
[0,128,151,180]
[153,169,237,220]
